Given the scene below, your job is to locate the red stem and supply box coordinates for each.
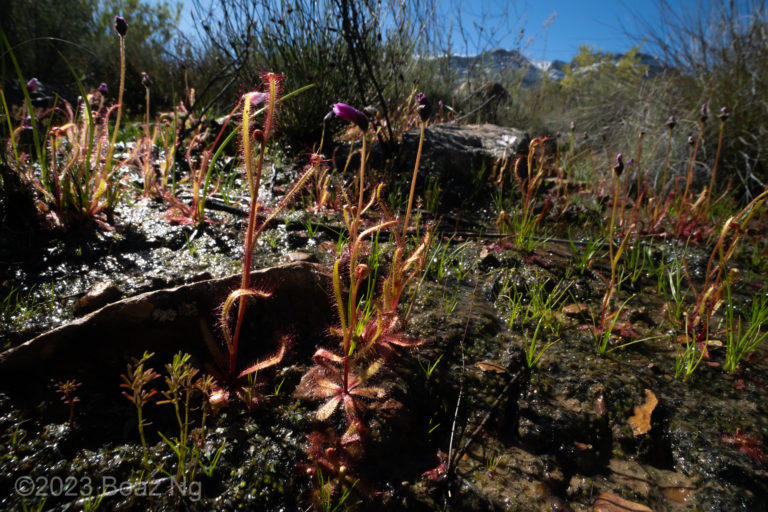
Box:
[230,139,266,378]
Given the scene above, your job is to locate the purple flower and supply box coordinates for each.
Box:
[98,82,108,95]
[415,92,432,122]
[700,103,708,123]
[614,153,624,176]
[438,100,444,108]
[718,106,730,122]
[332,103,369,131]
[22,116,33,130]
[141,72,152,88]
[26,78,39,93]
[114,16,127,37]
[246,91,269,107]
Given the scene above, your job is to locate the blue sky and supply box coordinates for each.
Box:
[504,1,645,61]
[445,0,661,61]
[164,0,691,62]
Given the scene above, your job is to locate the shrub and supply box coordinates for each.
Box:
[0,0,182,113]
[627,0,768,200]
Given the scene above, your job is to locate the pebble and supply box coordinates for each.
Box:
[72,280,122,316]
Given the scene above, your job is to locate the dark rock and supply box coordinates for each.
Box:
[0,163,39,229]
[333,123,528,210]
[452,81,510,123]
[286,231,309,249]
[149,276,169,288]
[478,246,501,269]
[517,384,612,474]
[72,280,122,317]
[395,124,526,209]
[0,262,333,402]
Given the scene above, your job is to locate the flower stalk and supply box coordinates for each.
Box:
[104,16,127,177]
[227,75,281,379]
[704,107,729,216]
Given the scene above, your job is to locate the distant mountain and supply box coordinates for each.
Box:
[444,48,665,87]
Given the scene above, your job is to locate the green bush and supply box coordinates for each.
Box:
[188,0,448,147]
[1,0,181,113]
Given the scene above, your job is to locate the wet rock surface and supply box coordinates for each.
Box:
[1,158,767,511]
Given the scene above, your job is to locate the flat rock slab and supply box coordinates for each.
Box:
[0,262,333,400]
[335,123,527,210]
[395,123,526,208]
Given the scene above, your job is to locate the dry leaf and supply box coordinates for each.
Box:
[628,389,658,436]
[661,486,694,503]
[563,303,589,317]
[594,492,653,512]
[476,360,507,374]
[574,441,593,451]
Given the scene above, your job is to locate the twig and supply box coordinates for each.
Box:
[449,366,526,470]
[445,279,478,477]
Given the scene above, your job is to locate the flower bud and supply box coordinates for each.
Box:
[700,103,708,123]
[415,92,432,122]
[26,78,39,93]
[114,16,128,37]
[665,115,676,130]
[98,82,108,95]
[687,135,695,146]
[614,153,624,176]
[141,72,152,88]
[332,102,369,131]
[718,106,730,122]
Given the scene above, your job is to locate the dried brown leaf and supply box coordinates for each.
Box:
[476,360,507,374]
[628,389,658,436]
[593,492,653,512]
[562,303,589,317]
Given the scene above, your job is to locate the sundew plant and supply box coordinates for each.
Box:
[3,3,768,511]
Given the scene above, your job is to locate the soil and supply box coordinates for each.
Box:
[1,142,767,512]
